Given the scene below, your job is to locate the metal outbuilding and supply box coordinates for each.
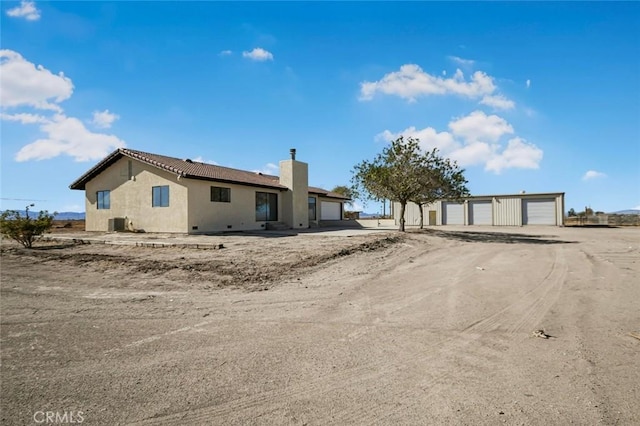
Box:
[394,192,565,227]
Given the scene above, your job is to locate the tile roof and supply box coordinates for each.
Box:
[70,148,350,200]
[308,186,351,200]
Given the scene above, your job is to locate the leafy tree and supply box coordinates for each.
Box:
[410,153,468,228]
[0,205,56,248]
[330,185,354,207]
[351,136,468,231]
[567,208,576,217]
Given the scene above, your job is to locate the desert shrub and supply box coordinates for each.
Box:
[0,209,56,248]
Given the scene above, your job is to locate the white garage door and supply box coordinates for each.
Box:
[469,201,492,225]
[523,199,556,225]
[321,201,341,220]
[443,202,465,225]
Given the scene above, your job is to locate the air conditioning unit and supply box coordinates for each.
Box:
[108,217,126,232]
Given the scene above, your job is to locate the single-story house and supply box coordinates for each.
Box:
[394,192,565,227]
[70,148,350,233]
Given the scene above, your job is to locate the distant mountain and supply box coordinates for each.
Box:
[610,209,640,215]
[1,210,85,220]
[359,212,385,218]
[54,212,85,220]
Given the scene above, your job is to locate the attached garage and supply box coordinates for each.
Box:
[522,199,556,225]
[469,200,492,225]
[320,201,342,220]
[443,202,465,225]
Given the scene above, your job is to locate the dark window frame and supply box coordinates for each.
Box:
[97,190,110,209]
[255,191,278,222]
[152,185,170,207]
[308,196,317,221]
[211,186,231,203]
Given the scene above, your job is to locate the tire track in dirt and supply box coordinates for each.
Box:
[463,246,567,336]
[334,246,569,424]
[129,241,471,425]
[133,243,567,425]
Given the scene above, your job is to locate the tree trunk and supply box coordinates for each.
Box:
[418,203,424,229]
[399,201,406,232]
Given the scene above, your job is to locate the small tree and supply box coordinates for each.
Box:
[567,208,576,217]
[330,185,354,208]
[0,205,56,248]
[410,152,468,228]
[351,136,468,231]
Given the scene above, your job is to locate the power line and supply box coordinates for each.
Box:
[0,198,49,202]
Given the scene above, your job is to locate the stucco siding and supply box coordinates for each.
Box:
[279,160,309,229]
[187,180,282,233]
[85,157,188,232]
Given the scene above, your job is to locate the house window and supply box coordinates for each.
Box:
[308,196,316,221]
[97,190,110,209]
[256,192,278,221]
[152,185,170,207]
[211,186,231,203]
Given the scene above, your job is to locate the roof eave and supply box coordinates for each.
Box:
[69,148,125,190]
[184,175,287,191]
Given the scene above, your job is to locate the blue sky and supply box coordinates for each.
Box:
[1,1,639,214]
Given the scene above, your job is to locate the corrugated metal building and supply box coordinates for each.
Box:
[394,192,565,227]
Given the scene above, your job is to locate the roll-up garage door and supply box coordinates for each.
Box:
[522,199,556,225]
[320,201,341,220]
[443,202,465,225]
[469,201,492,225]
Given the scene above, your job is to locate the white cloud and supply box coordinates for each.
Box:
[219,50,232,56]
[350,200,364,212]
[526,79,531,89]
[252,163,278,175]
[242,47,273,62]
[485,137,543,173]
[1,50,126,162]
[448,110,513,143]
[62,204,84,212]
[0,50,73,111]
[448,56,475,67]
[15,114,126,162]
[359,64,512,108]
[0,112,48,124]
[376,126,457,152]
[91,110,119,129]
[6,0,40,21]
[376,111,542,173]
[449,142,494,167]
[582,170,607,181]
[191,156,218,165]
[480,94,515,110]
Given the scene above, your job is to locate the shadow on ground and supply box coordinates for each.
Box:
[421,229,576,245]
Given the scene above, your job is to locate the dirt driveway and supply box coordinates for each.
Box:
[1,226,638,425]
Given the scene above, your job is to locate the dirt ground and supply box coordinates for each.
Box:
[1,226,638,425]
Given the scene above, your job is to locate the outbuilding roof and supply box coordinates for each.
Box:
[69,148,350,200]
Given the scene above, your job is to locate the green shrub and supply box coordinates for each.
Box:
[0,208,56,248]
